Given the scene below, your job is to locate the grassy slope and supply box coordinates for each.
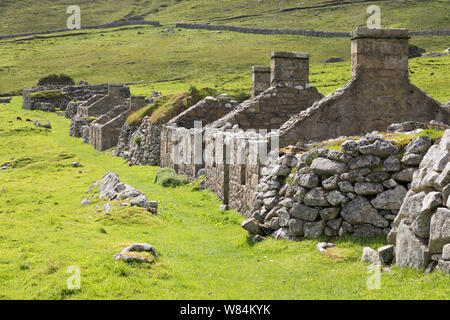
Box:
[0,98,449,299]
[1,0,449,35]
[1,26,449,103]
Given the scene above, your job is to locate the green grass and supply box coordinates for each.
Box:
[29,90,67,99]
[154,168,190,188]
[312,130,446,152]
[0,98,449,299]
[0,26,449,103]
[1,0,449,35]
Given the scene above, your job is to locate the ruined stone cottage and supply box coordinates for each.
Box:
[278,27,450,146]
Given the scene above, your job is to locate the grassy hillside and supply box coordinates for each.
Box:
[0,25,449,103]
[1,0,449,36]
[0,98,449,299]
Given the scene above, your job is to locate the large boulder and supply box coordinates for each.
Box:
[341,196,389,228]
[396,220,431,270]
[310,157,347,175]
[371,185,408,210]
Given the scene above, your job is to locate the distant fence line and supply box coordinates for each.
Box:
[176,23,450,38]
[1,20,449,40]
[0,20,160,40]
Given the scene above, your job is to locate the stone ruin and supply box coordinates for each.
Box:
[68,84,149,151]
[252,66,270,97]
[160,94,238,176]
[22,83,114,112]
[44,26,448,273]
[89,96,146,151]
[278,27,450,146]
[208,51,323,131]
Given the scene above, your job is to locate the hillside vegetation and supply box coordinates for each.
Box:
[0,25,449,103]
[0,98,449,299]
[1,0,449,35]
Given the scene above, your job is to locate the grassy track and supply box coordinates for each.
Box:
[0,99,449,299]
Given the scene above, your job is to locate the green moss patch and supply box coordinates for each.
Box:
[126,87,218,126]
[29,90,67,100]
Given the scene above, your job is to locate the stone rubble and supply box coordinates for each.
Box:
[389,130,450,273]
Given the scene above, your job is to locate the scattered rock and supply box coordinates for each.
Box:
[316,242,336,252]
[378,245,395,265]
[361,247,379,263]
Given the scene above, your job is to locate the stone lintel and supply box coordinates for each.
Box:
[271,52,309,59]
[351,27,410,40]
[252,66,271,73]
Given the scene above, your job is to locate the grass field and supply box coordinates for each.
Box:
[0,98,449,299]
[0,0,449,300]
[1,25,449,104]
[1,0,449,35]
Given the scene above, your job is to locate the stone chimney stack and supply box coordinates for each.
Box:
[270,52,309,87]
[252,66,271,97]
[130,96,146,113]
[351,27,409,80]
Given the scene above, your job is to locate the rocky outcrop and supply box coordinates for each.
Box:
[242,132,437,240]
[389,130,450,273]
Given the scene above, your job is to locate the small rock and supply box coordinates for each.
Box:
[317,242,336,253]
[378,245,395,265]
[241,218,261,234]
[362,247,379,263]
[81,199,90,206]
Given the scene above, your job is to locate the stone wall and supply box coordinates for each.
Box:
[278,28,450,146]
[208,52,323,131]
[175,23,450,38]
[388,130,450,273]
[89,96,146,151]
[252,66,271,97]
[127,118,163,166]
[22,83,112,112]
[160,95,238,177]
[241,132,438,240]
[204,128,271,215]
[77,84,130,117]
[113,123,140,158]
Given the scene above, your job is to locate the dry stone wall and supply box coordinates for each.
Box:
[242,132,437,241]
[22,83,114,112]
[388,130,450,273]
